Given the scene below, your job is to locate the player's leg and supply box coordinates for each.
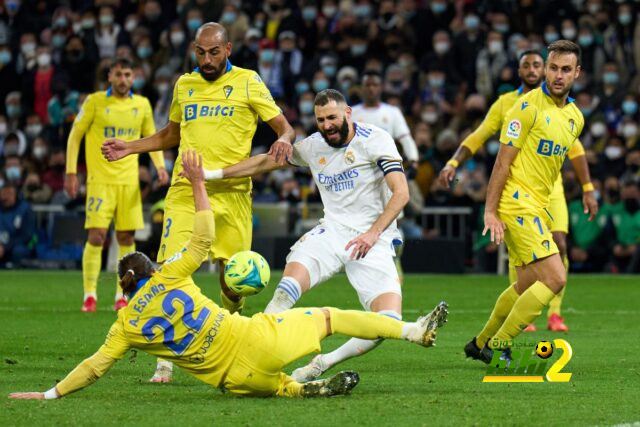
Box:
[548,231,569,332]
[264,223,342,314]
[547,181,570,331]
[82,228,107,312]
[114,230,135,310]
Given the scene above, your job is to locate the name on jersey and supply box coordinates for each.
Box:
[103,126,139,138]
[190,311,225,364]
[129,283,167,322]
[184,103,235,121]
[317,169,359,192]
[536,139,568,158]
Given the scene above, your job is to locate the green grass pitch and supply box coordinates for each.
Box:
[1,271,638,426]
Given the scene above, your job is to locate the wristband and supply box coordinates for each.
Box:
[446,159,459,169]
[582,182,594,192]
[44,387,59,400]
[203,169,223,180]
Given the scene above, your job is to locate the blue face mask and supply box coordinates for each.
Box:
[188,18,203,32]
[578,34,593,47]
[302,7,317,21]
[191,51,197,63]
[431,2,446,14]
[573,81,585,92]
[6,104,21,118]
[464,15,480,29]
[603,71,619,85]
[339,81,352,93]
[487,141,500,156]
[137,46,152,59]
[221,11,237,23]
[354,4,371,18]
[429,77,444,88]
[52,34,67,48]
[260,49,275,62]
[165,159,174,174]
[295,82,310,94]
[299,100,314,115]
[350,44,367,56]
[54,16,68,28]
[6,166,21,181]
[619,13,632,26]
[580,106,593,116]
[132,77,146,90]
[322,65,336,77]
[622,100,638,115]
[0,51,12,64]
[494,23,509,34]
[312,79,329,92]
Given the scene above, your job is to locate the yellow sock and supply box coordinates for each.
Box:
[116,243,136,299]
[508,262,517,286]
[548,287,565,318]
[220,290,245,314]
[327,307,403,340]
[475,284,519,348]
[82,242,103,295]
[276,373,303,397]
[493,281,555,343]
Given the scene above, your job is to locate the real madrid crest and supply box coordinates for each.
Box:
[344,150,355,164]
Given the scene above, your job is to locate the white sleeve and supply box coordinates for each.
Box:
[392,108,418,162]
[288,140,309,167]
[365,130,404,175]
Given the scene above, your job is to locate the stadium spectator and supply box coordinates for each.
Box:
[0,180,36,268]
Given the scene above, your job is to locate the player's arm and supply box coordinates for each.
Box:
[102,120,180,162]
[161,150,215,278]
[346,168,409,260]
[9,319,129,400]
[391,108,419,163]
[64,94,96,198]
[439,97,504,187]
[266,114,295,164]
[198,154,288,181]
[568,139,598,221]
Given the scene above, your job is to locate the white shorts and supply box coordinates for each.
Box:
[286,221,401,310]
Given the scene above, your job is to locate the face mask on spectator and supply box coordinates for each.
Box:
[544,32,559,44]
[487,141,500,156]
[125,18,138,32]
[0,122,6,135]
[6,104,21,118]
[164,159,174,174]
[302,7,317,21]
[573,81,586,92]
[428,76,444,88]
[21,42,36,56]
[339,80,352,93]
[580,106,593,116]
[624,198,639,213]
[0,51,11,64]
[99,14,114,26]
[322,6,337,18]
[190,51,196,63]
[587,3,600,14]
[494,23,509,34]
[37,53,51,67]
[4,143,18,156]
[562,27,576,39]
[622,124,638,138]
[603,71,619,85]
[350,44,367,56]
[312,79,329,92]
[157,82,170,93]
[26,124,42,138]
[354,4,371,18]
[33,145,47,160]
[6,166,21,181]
[619,13,632,26]
[431,2,446,14]
[52,34,67,48]
[295,82,309,94]
[137,46,152,59]
[578,34,593,47]
[170,31,185,46]
[322,65,337,78]
[488,41,503,54]
[622,100,638,115]
[221,11,237,23]
[188,18,203,32]
[133,77,146,90]
[82,18,95,29]
[54,16,68,28]
[299,100,314,115]
[464,15,480,30]
[591,122,606,137]
[421,111,438,124]
[434,41,450,55]
[604,146,623,160]
[260,49,275,63]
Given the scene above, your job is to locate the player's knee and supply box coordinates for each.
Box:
[116,231,135,246]
[545,270,566,291]
[321,308,332,335]
[87,229,106,246]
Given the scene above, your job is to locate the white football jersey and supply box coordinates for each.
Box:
[351,102,418,162]
[290,122,404,240]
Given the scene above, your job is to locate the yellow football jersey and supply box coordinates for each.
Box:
[66,88,163,185]
[499,82,585,208]
[97,211,250,387]
[168,61,281,192]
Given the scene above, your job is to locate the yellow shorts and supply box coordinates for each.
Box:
[547,177,568,233]
[157,184,252,263]
[84,183,143,230]
[500,203,559,267]
[222,308,324,397]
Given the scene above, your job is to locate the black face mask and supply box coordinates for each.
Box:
[607,188,620,202]
[624,198,639,213]
[53,164,65,173]
[140,180,150,191]
[26,183,39,192]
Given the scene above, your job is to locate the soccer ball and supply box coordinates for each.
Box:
[224,251,270,297]
[536,341,554,359]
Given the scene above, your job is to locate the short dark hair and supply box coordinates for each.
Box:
[314,89,346,106]
[118,251,155,295]
[518,49,543,61]
[110,57,134,71]
[547,40,581,65]
[362,69,382,82]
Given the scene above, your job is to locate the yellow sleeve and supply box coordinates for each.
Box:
[568,139,585,159]
[461,97,504,155]
[499,102,536,149]
[55,351,118,397]
[142,98,164,170]
[160,210,215,278]
[66,94,96,174]
[246,72,281,122]
[168,80,182,123]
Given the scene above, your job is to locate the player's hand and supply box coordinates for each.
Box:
[438,165,456,188]
[9,392,45,400]
[268,138,293,165]
[582,191,598,221]
[64,173,78,199]
[101,138,131,161]
[483,211,506,245]
[157,167,170,185]
[179,149,204,182]
[345,229,380,260]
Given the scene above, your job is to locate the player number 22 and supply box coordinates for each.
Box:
[142,289,211,355]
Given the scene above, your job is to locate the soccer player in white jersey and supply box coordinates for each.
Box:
[200,89,446,382]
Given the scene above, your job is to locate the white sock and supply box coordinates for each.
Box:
[320,310,402,369]
[401,322,417,340]
[84,292,97,300]
[156,360,173,372]
[115,292,124,301]
[264,277,302,314]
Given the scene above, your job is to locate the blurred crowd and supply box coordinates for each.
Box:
[0,0,639,271]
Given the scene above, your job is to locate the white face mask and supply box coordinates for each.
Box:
[37,53,51,67]
[21,42,36,56]
[33,145,47,160]
[591,122,606,137]
[622,124,638,139]
[157,82,170,93]
[26,123,42,137]
[434,41,450,54]
[562,27,577,39]
[170,31,185,46]
[604,146,623,160]
[488,40,503,54]
[125,19,137,32]
[0,122,7,135]
[421,111,438,124]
